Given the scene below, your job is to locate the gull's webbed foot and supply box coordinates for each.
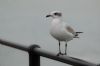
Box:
[56,52,65,56]
[64,53,67,55]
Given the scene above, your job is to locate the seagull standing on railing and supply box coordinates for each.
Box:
[46,11,83,56]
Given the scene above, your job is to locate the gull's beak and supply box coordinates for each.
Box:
[46,14,52,18]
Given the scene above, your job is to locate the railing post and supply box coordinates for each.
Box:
[28,45,40,66]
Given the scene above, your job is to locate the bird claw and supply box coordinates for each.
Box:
[56,52,65,56]
[64,53,67,55]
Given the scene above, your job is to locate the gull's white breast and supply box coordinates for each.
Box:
[50,19,74,41]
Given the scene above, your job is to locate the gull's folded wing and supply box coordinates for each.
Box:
[66,26,83,38]
[66,26,76,35]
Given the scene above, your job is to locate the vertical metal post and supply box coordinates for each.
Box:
[28,45,40,66]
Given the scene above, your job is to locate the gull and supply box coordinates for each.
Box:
[46,11,83,56]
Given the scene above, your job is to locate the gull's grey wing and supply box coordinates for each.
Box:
[66,25,76,35]
[65,25,82,38]
[64,23,83,38]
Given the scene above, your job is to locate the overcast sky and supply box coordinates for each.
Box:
[0,0,100,66]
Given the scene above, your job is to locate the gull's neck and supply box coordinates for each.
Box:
[52,17,62,23]
[51,18,63,27]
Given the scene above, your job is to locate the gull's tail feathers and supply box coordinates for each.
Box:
[76,32,83,33]
[74,32,83,38]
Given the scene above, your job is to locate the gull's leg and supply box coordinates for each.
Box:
[65,42,67,55]
[57,41,63,56]
[59,41,61,54]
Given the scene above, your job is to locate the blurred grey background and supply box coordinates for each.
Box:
[0,0,100,66]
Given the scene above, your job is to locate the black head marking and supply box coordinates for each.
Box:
[54,12,62,16]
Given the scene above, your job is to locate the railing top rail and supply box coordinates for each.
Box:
[0,38,98,66]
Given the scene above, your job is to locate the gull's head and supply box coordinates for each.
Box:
[46,11,62,18]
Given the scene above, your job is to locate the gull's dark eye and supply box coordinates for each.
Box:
[54,12,62,16]
[54,13,58,15]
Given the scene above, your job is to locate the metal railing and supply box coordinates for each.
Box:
[0,38,99,66]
